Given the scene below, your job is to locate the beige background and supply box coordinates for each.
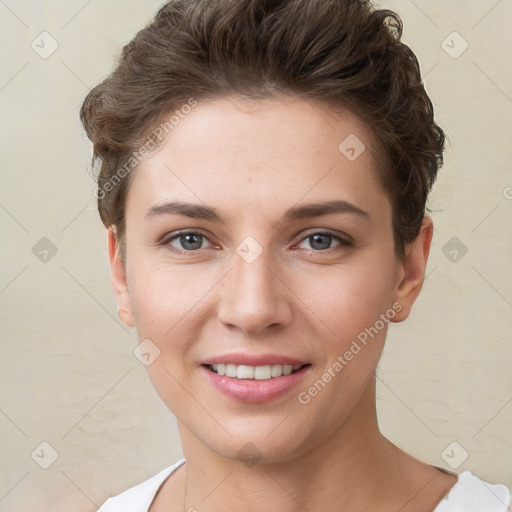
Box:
[1,0,511,510]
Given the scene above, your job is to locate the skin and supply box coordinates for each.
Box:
[108,96,457,511]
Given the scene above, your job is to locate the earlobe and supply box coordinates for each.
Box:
[391,217,434,323]
[107,228,135,327]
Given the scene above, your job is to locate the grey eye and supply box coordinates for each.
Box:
[169,232,209,251]
[308,233,333,250]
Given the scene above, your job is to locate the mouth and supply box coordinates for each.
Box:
[201,361,312,403]
[204,363,310,380]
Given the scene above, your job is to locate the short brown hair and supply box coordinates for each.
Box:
[80,0,445,260]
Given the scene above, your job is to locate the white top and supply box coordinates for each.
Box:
[98,459,511,512]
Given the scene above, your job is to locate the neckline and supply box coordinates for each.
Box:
[431,466,470,509]
[148,461,465,511]
[148,459,186,510]
[433,465,459,477]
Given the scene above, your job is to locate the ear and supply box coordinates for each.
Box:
[390,216,434,323]
[107,227,135,327]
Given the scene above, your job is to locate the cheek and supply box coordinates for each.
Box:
[297,256,397,342]
[128,259,211,339]
[127,264,204,405]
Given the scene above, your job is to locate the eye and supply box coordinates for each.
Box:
[295,231,352,252]
[161,229,352,254]
[164,231,213,252]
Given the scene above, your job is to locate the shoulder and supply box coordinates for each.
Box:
[433,470,511,512]
[97,459,186,512]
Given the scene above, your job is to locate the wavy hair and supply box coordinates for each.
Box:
[80,0,445,260]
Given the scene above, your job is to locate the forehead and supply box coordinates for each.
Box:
[126,96,390,224]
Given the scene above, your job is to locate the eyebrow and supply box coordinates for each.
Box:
[145,199,370,223]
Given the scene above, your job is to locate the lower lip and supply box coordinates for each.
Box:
[201,365,311,404]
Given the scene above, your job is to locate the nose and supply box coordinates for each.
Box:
[216,248,293,334]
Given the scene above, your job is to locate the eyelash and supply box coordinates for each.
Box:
[160,230,353,255]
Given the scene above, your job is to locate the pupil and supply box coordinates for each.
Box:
[311,234,330,250]
[182,234,202,250]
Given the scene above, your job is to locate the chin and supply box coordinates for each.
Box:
[193,421,316,467]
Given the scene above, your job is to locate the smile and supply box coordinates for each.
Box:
[202,363,312,403]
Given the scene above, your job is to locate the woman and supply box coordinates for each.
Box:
[80,0,511,510]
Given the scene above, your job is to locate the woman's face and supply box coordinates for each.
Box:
[110,95,428,463]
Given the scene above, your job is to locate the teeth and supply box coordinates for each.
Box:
[282,364,293,375]
[271,364,282,377]
[237,365,254,379]
[209,363,303,379]
[254,365,271,380]
[226,364,237,378]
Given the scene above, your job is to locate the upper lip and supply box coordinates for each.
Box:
[200,353,308,366]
